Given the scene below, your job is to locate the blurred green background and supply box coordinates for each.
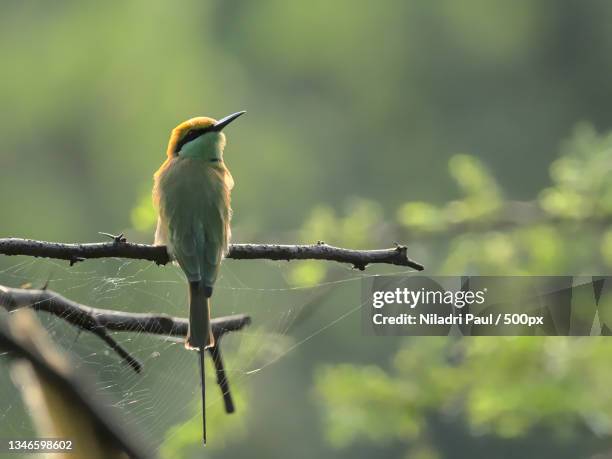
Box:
[2,1,612,458]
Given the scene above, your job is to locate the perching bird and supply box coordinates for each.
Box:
[152,111,244,444]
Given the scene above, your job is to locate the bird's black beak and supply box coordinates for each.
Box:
[212,111,246,131]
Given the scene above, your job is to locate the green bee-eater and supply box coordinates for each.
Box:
[153,111,245,444]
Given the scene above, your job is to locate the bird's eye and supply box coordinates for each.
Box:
[174,128,207,154]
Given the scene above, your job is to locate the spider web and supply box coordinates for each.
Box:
[0,254,412,456]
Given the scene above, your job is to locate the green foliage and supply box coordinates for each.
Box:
[540,124,612,220]
[314,126,612,456]
[395,126,612,275]
[315,341,452,448]
[397,155,502,234]
[317,337,612,453]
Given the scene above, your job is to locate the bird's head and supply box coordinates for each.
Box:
[166,111,245,161]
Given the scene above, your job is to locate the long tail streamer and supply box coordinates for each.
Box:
[199,348,206,445]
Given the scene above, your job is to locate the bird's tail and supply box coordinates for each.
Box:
[199,348,207,445]
[187,280,215,350]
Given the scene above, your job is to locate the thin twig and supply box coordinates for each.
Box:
[0,238,424,271]
[208,343,234,413]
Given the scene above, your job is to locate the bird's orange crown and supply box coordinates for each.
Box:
[166,116,220,158]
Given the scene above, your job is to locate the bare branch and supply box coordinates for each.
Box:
[0,284,250,411]
[0,284,249,345]
[0,238,424,271]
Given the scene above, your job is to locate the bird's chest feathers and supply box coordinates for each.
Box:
[155,156,233,259]
[159,158,228,207]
